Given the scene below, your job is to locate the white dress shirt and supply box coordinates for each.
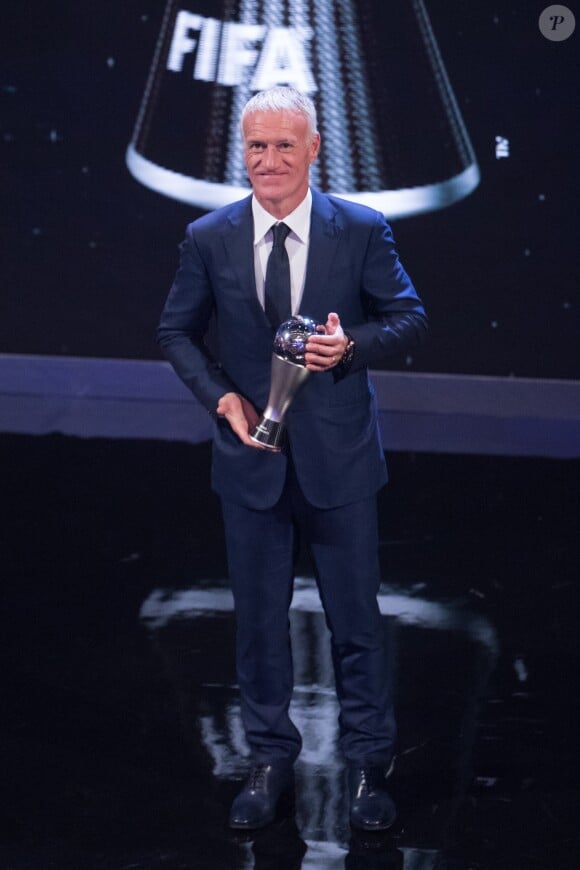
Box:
[251,189,312,316]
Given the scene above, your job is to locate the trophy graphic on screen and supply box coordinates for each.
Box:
[126,0,480,219]
[250,316,320,451]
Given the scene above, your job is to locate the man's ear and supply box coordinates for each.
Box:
[310,133,321,163]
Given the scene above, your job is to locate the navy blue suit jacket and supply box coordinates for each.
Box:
[158,190,427,510]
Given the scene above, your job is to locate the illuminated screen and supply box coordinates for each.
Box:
[2,0,578,379]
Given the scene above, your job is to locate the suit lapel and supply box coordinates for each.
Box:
[299,190,341,318]
[222,196,270,328]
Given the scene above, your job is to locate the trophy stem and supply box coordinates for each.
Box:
[250,354,311,451]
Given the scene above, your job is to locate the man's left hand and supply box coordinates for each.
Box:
[305,312,348,372]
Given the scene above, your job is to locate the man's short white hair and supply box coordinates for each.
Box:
[240,87,318,139]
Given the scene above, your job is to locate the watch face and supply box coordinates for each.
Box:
[341,338,355,370]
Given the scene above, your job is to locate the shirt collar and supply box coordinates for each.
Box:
[252,189,312,245]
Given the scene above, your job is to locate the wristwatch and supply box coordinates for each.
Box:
[340,333,356,370]
[334,332,355,379]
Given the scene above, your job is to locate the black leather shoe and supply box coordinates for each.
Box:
[229,763,294,830]
[348,766,396,831]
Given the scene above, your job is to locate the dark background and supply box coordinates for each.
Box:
[2,0,578,378]
[2,6,580,866]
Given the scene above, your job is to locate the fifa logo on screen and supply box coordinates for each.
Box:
[127,0,480,218]
[166,11,316,93]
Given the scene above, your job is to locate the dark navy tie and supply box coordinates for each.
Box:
[264,222,291,329]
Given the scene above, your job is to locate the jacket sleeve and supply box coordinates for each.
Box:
[345,211,428,372]
[156,223,236,411]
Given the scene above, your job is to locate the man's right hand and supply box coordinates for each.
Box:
[216,392,264,448]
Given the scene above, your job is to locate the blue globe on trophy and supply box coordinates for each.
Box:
[250,316,321,451]
[273,316,320,363]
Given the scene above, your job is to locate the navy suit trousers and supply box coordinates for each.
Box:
[221,459,396,766]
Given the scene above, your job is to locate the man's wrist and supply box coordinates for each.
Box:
[333,331,355,380]
[340,332,356,369]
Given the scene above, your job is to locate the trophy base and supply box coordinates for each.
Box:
[249,418,285,452]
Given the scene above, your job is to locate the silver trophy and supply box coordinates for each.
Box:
[250,316,321,451]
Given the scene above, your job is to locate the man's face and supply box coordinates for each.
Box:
[242,109,320,218]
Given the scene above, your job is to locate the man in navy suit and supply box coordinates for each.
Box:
[158,86,427,831]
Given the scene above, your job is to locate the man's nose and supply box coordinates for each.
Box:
[263,145,281,168]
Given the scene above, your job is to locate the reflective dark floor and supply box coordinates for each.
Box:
[1,434,579,869]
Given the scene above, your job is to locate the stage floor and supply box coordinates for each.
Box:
[1,435,579,869]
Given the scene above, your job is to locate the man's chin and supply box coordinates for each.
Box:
[254,182,286,204]
[255,177,285,192]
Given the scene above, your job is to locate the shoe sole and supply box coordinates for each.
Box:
[228,789,295,830]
